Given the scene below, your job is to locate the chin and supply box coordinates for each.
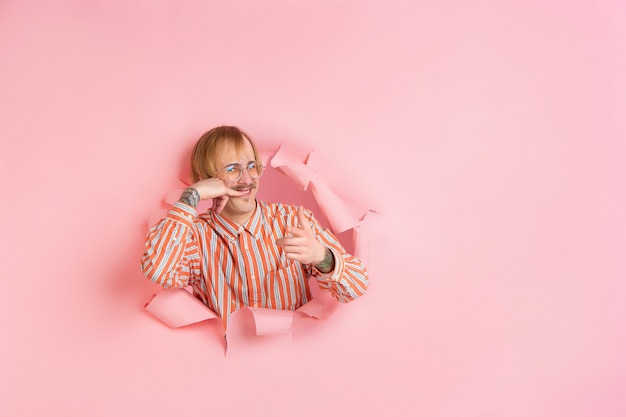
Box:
[228,197,256,214]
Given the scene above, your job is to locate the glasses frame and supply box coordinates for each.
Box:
[220,160,264,182]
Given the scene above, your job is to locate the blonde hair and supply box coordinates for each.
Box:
[190,126,262,182]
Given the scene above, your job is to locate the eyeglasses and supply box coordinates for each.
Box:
[221,161,264,182]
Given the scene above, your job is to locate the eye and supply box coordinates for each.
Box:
[247,161,257,169]
[224,164,237,173]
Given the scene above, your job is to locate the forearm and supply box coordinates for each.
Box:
[313,247,368,302]
[310,230,368,302]
[296,206,368,301]
[141,202,199,287]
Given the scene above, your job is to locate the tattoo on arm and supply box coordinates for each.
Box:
[315,247,335,273]
[179,187,200,208]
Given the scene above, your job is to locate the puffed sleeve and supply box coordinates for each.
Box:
[141,202,202,288]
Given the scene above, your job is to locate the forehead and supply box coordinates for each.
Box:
[214,136,255,167]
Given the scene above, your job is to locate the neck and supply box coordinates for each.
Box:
[220,201,256,226]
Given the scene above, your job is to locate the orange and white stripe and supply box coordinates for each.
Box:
[141,201,368,328]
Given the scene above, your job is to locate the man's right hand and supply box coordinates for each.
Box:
[187,178,247,213]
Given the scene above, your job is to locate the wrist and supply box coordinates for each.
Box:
[315,247,335,273]
[179,187,200,208]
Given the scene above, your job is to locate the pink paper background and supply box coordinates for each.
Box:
[2,1,625,416]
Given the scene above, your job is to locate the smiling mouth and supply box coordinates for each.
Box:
[234,186,255,196]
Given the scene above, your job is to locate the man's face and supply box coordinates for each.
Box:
[214,138,260,223]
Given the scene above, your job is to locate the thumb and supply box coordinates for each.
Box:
[297,205,311,230]
[213,196,228,214]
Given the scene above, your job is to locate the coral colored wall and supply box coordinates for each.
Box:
[2,1,626,416]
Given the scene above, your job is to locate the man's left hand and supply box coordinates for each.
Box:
[276,206,326,265]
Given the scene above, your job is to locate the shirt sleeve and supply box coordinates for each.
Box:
[140,202,202,288]
[305,209,369,303]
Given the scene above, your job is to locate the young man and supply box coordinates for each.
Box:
[141,126,368,328]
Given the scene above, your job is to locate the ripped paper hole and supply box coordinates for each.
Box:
[145,143,379,350]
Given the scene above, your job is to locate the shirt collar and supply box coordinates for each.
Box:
[209,201,267,240]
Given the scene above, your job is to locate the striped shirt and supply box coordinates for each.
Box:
[141,200,368,328]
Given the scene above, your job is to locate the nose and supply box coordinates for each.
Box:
[238,166,254,184]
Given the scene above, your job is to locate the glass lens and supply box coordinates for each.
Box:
[223,164,243,182]
[247,161,263,179]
